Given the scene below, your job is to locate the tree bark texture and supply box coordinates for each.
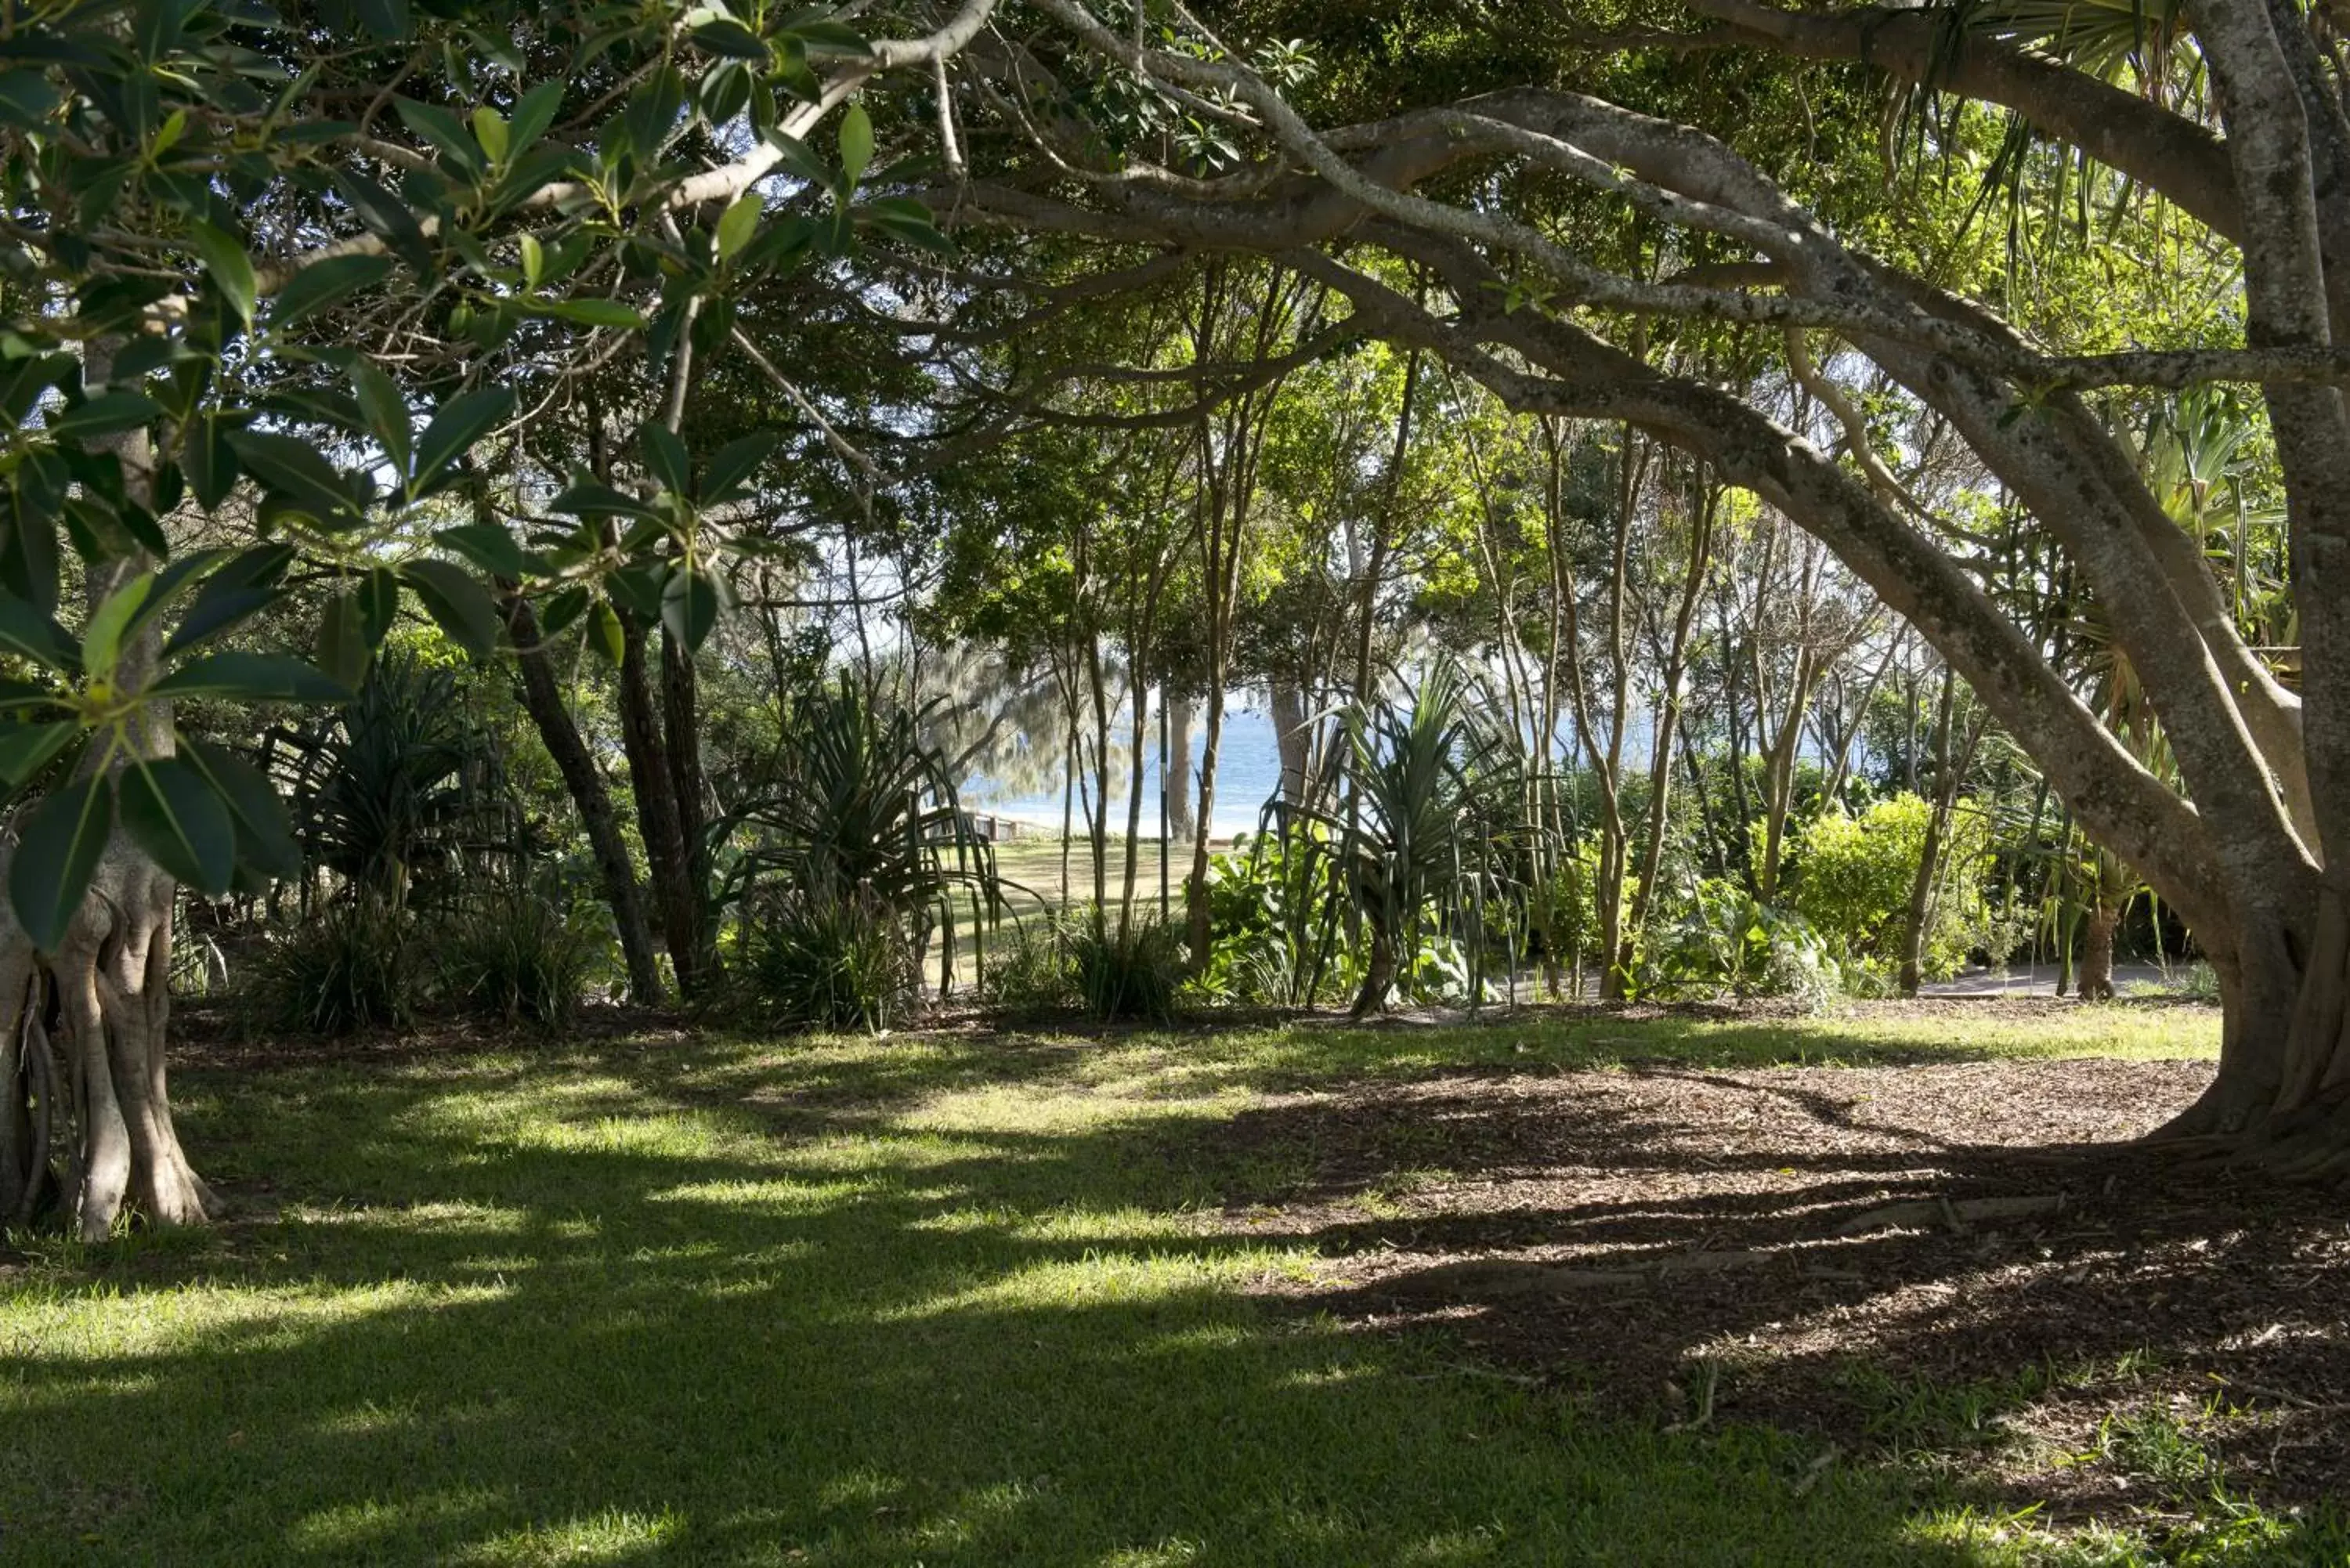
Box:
[504,594,667,1006]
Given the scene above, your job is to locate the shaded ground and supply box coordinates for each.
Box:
[5,1000,2343,1564]
[1195,1053,2350,1520]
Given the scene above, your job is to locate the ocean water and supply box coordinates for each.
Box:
[962,703,1282,839]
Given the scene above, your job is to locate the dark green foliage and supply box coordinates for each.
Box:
[1292,666,1556,1015]
[1197,832,1362,1006]
[981,910,1187,1021]
[282,652,517,905]
[721,673,996,916]
[982,916,1083,1017]
[736,891,916,1034]
[1641,880,1842,1006]
[719,675,1001,1028]
[435,886,605,1029]
[248,898,417,1036]
[1071,913,1187,1021]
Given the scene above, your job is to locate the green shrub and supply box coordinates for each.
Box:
[1790,794,1996,982]
[435,887,605,1029]
[1641,878,1841,1007]
[1197,832,1362,1006]
[737,891,916,1033]
[982,916,1082,1016]
[1070,912,1187,1021]
[982,909,1186,1021]
[248,898,418,1036]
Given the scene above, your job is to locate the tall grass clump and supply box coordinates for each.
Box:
[248,897,418,1035]
[436,886,606,1028]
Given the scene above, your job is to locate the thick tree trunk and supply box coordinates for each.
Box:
[2153,887,2350,1176]
[503,595,666,1006]
[0,565,208,1237]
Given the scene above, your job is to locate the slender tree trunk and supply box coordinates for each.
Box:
[2079,899,2118,1001]
[660,629,719,985]
[1166,695,1196,843]
[1271,677,1311,807]
[1352,347,1421,703]
[616,617,706,999]
[1898,667,1959,996]
[504,594,666,1005]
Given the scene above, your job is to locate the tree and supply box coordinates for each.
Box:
[0,0,989,1235]
[934,0,2350,1166]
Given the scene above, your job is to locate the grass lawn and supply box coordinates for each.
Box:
[2,1000,2336,1566]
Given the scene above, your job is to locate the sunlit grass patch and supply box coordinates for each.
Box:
[0,1004,2250,1565]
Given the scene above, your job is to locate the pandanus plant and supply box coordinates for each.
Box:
[1292,665,1542,1017]
[716,674,1001,1002]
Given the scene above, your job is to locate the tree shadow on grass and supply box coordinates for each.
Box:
[1190,1063,2350,1545]
[0,1035,2084,1567]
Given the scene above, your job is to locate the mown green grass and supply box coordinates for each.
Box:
[0,1003,2323,1566]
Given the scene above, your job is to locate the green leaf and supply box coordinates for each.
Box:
[716,191,762,262]
[151,652,348,703]
[358,567,400,648]
[533,297,646,330]
[269,254,393,332]
[761,130,834,187]
[114,547,227,654]
[0,70,62,132]
[352,0,410,40]
[700,432,777,504]
[0,597,78,672]
[400,558,501,660]
[661,565,721,652]
[81,571,154,680]
[508,80,565,152]
[395,96,482,174]
[8,775,112,952]
[432,522,526,578]
[186,220,257,330]
[589,597,625,666]
[349,356,412,479]
[332,170,434,275]
[120,757,236,897]
[547,481,659,520]
[48,391,159,443]
[839,100,873,184]
[537,586,588,641]
[315,588,371,689]
[639,421,691,496]
[410,387,514,498]
[471,105,509,164]
[519,233,544,287]
[181,738,301,881]
[222,430,361,529]
[691,18,770,59]
[183,412,240,510]
[0,721,79,791]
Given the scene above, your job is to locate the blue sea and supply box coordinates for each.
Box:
[960,702,1282,839]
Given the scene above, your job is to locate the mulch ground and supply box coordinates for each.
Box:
[1198,1057,2350,1516]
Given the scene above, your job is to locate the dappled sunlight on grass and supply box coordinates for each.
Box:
[0,1004,2249,1563]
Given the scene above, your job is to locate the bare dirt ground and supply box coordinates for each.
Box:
[1199,1056,2350,1519]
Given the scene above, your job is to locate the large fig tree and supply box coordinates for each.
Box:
[917,0,2350,1169]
